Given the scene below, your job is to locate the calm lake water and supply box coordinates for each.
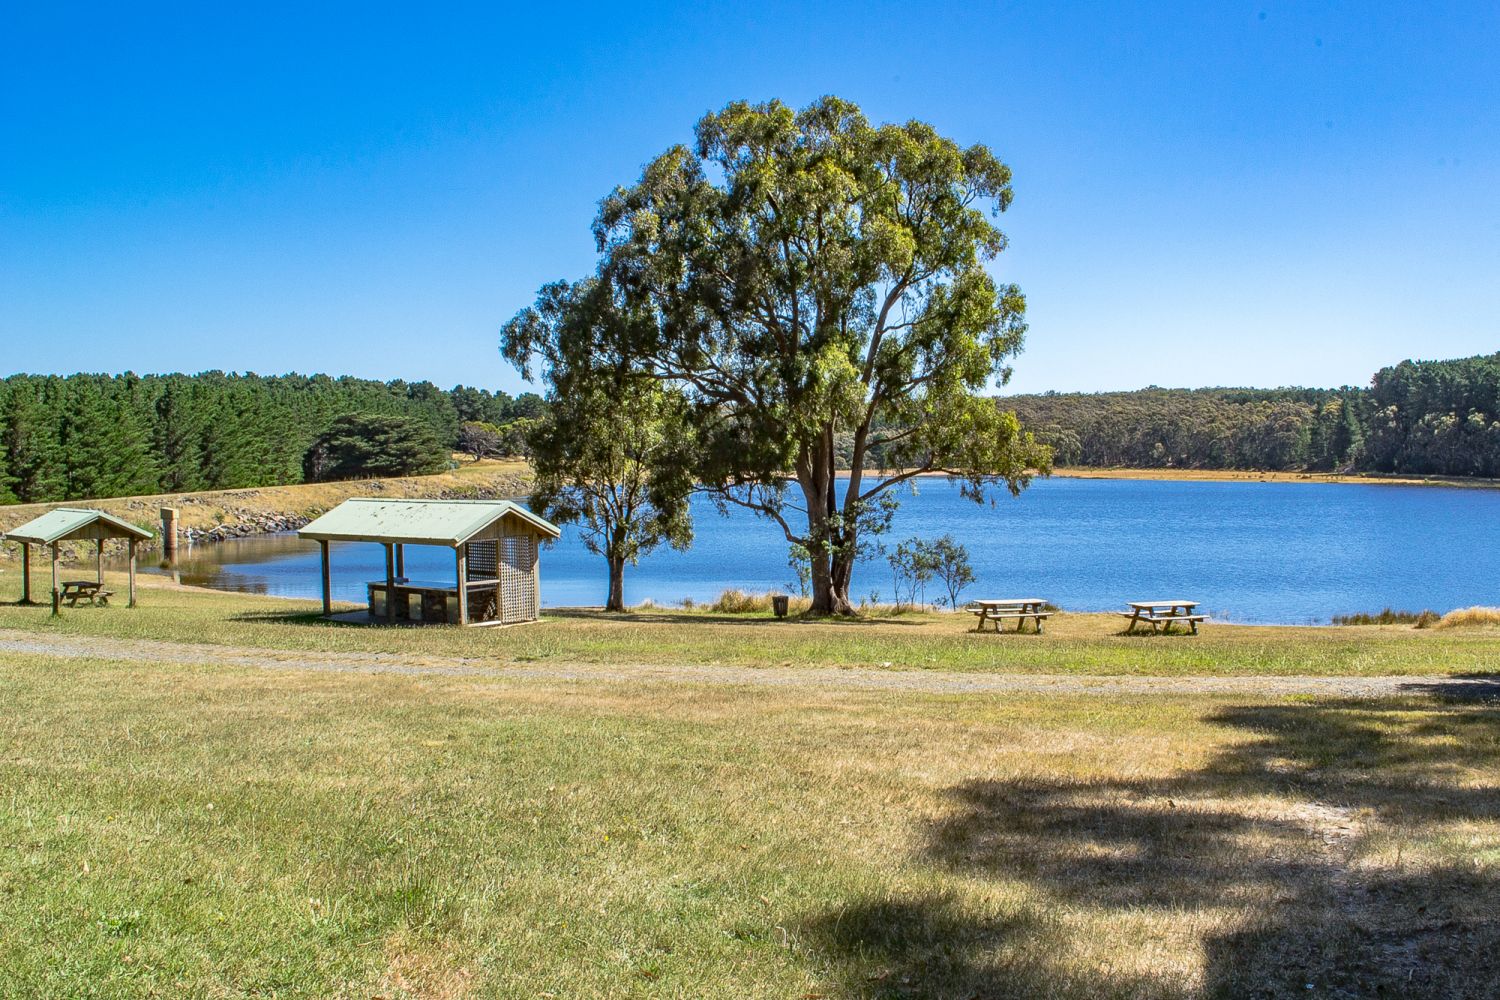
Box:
[132,477,1500,624]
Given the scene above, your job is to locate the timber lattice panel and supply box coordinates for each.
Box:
[498,535,538,623]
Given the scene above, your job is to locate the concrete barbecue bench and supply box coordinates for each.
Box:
[1118,600,1208,635]
[968,598,1052,634]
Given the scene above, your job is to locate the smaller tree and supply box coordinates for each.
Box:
[928,534,976,608]
[786,542,812,597]
[302,413,448,482]
[528,382,694,612]
[457,421,504,462]
[888,538,939,612]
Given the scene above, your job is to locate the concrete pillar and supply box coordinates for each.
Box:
[160,508,179,560]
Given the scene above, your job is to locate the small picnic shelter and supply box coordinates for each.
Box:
[298,498,560,626]
[3,508,154,613]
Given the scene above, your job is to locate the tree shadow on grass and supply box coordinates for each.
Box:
[228,609,357,627]
[539,607,930,628]
[805,697,1500,998]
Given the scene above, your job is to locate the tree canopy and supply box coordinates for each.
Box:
[302,413,448,482]
[526,368,695,611]
[506,96,1051,613]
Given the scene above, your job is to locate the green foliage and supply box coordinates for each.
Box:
[526,376,696,611]
[1008,387,1366,471]
[927,534,976,608]
[1364,352,1500,476]
[887,534,973,610]
[0,373,538,503]
[506,96,1051,614]
[1331,608,1439,626]
[301,413,448,482]
[887,537,938,610]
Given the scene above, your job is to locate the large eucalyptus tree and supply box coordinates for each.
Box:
[506,96,1049,614]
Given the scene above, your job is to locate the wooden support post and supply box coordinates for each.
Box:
[455,545,468,626]
[395,543,405,580]
[96,538,105,586]
[20,543,31,604]
[50,543,60,616]
[128,538,137,608]
[384,543,396,622]
[319,540,332,617]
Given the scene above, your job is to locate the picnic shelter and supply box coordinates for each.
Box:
[298,498,560,626]
[3,508,154,613]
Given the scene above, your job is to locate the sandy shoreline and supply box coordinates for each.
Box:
[1045,467,1500,489]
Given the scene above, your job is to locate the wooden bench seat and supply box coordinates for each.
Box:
[974,609,1054,620]
[1117,611,1207,634]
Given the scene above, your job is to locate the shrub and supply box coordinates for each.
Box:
[1331,608,1439,626]
[1432,606,1500,629]
[709,589,811,615]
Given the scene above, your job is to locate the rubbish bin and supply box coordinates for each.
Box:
[772,595,790,618]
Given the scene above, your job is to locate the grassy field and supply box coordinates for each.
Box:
[3,568,1500,677]
[2,642,1498,997]
[3,576,1500,995]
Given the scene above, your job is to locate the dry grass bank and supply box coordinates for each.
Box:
[0,458,531,553]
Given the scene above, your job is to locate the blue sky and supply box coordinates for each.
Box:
[2,2,1496,396]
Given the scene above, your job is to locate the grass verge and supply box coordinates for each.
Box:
[1,650,1497,996]
[4,569,1500,676]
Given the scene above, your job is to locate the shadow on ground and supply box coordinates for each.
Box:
[539,607,928,628]
[805,696,1500,998]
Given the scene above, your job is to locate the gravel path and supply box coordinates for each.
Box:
[2,628,1494,701]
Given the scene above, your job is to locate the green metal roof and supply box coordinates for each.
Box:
[298,498,560,547]
[2,507,155,545]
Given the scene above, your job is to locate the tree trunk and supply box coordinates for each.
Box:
[805,521,858,616]
[605,554,626,612]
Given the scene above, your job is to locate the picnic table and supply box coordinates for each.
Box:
[1119,600,1206,635]
[969,598,1052,634]
[60,580,112,607]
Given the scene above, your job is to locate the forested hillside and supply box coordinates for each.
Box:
[0,373,540,504]
[1362,353,1500,476]
[4,350,1498,505]
[1006,351,1500,476]
[1007,387,1369,471]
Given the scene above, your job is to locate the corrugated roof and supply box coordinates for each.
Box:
[298,498,560,547]
[2,507,155,545]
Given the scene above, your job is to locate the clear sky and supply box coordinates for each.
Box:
[2,2,1496,396]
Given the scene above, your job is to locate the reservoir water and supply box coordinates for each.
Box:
[136,477,1500,624]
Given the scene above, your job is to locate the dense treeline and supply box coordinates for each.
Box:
[1006,387,1368,471]
[5,350,1499,504]
[0,372,542,504]
[1363,353,1500,476]
[1005,350,1500,476]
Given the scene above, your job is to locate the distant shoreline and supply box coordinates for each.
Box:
[1045,467,1500,489]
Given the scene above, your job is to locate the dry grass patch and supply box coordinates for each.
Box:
[1434,606,1500,629]
[1,651,1498,996]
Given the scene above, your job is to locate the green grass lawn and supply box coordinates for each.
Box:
[2,644,1498,998]
[3,567,1500,677]
[4,572,1500,995]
